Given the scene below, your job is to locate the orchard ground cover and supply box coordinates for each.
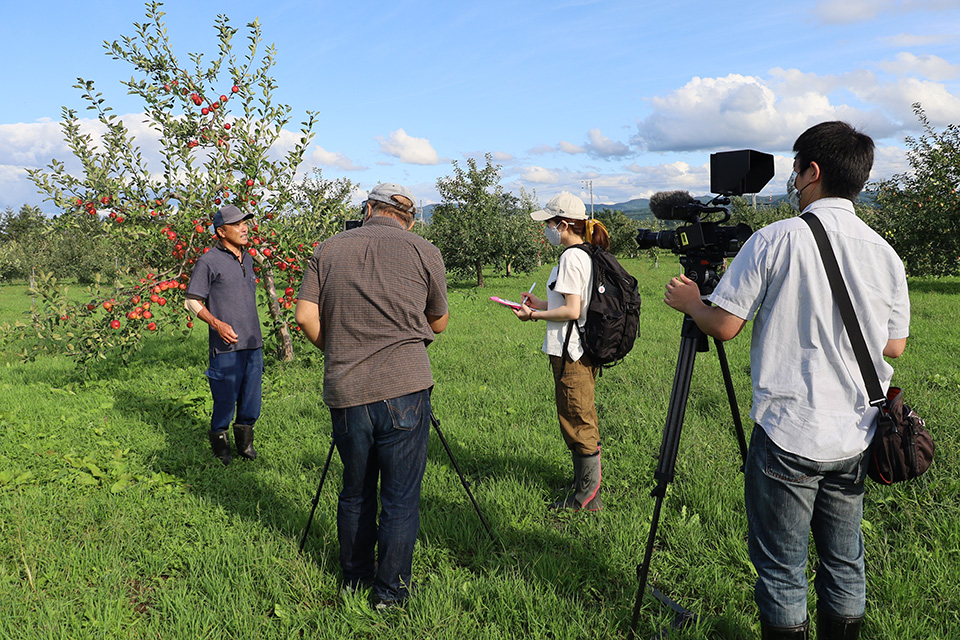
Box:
[0,260,957,639]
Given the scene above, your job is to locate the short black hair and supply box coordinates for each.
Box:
[793,121,874,201]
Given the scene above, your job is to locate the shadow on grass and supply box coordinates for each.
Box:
[99,338,746,637]
[907,279,960,295]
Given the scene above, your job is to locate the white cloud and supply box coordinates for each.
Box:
[529,131,631,159]
[0,164,27,184]
[815,0,893,24]
[878,53,960,81]
[632,66,960,154]
[557,140,586,154]
[491,151,515,162]
[310,145,366,171]
[861,77,960,127]
[634,74,796,152]
[622,160,708,191]
[520,166,560,184]
[0,113,338,211]
[528,143,556,155]
[871,144,911,182]
[814,0,959,24]
[0,121,70,166]
[584,129,631,158]
[377,128,441,165]
[882,33,956,47]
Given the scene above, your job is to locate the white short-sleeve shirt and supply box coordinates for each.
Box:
[542,247,593,360]
[708,198,910,462]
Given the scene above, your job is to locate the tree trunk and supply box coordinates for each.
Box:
[258,260,294,361]
[475,258,484,288]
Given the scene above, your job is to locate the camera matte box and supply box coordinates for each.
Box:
[710,150,775,196]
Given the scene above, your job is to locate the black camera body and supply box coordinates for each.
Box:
[636,149,774,295]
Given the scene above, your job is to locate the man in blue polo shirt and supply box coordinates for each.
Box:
[185,204,264,465]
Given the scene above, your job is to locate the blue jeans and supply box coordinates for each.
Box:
[745,425,867,627]
[204,348,263,433]
[330,388,431,603]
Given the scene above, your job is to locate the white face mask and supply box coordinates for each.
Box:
[544,223,563,246]
[786,170,809,212]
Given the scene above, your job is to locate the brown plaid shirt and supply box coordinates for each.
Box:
[298,216,448,408]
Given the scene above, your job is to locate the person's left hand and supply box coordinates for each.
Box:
[514,302,535,321]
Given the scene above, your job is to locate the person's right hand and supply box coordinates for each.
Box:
[521,293,543,310]
[214,320,239,344]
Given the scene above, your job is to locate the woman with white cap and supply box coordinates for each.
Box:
[515,191,610,511]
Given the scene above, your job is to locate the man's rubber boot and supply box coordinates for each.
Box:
[233,424,258,460]
[549,449,602,511]
[209,429,233,465]
[760,618,809,639]
[817,608,863,640]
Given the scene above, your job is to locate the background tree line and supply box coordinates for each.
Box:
[1,0,953,371]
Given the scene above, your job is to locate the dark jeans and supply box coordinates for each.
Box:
[204,348,263,433]
[330,388,431,603]
[745,425,867,627]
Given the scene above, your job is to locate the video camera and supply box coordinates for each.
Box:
[636,149,774,295]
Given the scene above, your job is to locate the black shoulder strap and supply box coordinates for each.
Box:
[560,243,593,366]
[800,212,886,407]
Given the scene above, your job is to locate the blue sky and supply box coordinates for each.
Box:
[1,0,959,212]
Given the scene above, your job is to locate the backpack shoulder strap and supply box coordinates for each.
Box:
[560,243,594,364]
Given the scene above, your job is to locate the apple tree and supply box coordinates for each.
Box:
[593,208,643,258]
[428,155,545,286]
[15,3,351,366]
[868,103,960,276]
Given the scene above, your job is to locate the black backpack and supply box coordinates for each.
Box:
[561,243,641,368]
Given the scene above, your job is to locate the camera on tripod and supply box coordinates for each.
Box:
[636,149,774,295]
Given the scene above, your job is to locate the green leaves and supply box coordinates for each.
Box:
[868,103,960,277]
[17,5,350,367]
[429,154,545,286]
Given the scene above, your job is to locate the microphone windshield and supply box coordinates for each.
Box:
[649,190,696,220]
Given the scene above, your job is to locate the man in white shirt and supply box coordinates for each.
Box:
[664,122,909,640]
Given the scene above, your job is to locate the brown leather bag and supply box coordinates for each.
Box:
[868,386,935,484]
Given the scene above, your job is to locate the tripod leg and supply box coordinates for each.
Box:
[299,439,336,553]
[714,338,748,468]
[629,491,666,639]
[627,319,702,640]
[430,413,496,544]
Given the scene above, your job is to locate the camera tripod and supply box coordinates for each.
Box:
[299,411,495,553]
[626,311,749,639]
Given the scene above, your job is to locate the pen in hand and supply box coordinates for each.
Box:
[522,283,536,306]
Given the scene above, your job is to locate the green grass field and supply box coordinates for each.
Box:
[0,260,957,639]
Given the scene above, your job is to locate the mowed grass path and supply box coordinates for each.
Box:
[0,261,957,639]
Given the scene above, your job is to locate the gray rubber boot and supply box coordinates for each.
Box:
[550,449,602,511]
[208,430,232,465]
[554,452,576,494]
[233,424,258,460]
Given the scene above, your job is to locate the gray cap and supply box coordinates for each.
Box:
[212,204,254,228]
[366,183,417,213]
[530,192,588,221]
